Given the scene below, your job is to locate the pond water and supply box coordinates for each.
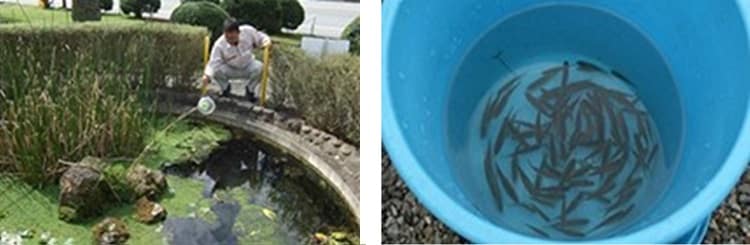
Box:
[160,135,359,245]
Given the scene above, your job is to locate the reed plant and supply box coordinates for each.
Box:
[0,22,207,185]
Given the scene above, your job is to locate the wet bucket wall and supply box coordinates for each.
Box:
[383,0,750,243]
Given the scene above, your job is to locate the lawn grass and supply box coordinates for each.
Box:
[271,32,302,47]
[0,4,140,25]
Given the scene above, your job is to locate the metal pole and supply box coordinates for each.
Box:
[259,45,271,106]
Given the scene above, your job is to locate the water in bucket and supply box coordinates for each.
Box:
[446,5,682,240]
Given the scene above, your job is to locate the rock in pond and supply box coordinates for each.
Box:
[135,197,167,224]
[126,164,168,200]
[58,157,109,222]
[92,217,130,245]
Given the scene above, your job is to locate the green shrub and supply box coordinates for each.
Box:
[171,1,229,41]
[0,22,207,91]
[182,0,219,4]
[281,0,304,30]
[121,0,161,18]
[268,46,360,146]
[222,0,283,34]
[72,0,102,21]
[341,17,359,55]
[100,0,114,11]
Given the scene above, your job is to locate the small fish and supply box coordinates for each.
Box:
[603,88,638,107]
[497,167,519,203]
[521,202,550,222]
[526,92,553,116]
[561,158,576,180]
[493,119,510,155]
[484,144,504,212]
[647,143,660,165]
[513,119,536,130]
[490,80,520,119]
[576,60,606,73]
[543,80,598,99]
[588,173,617,199]
[592,204,635,231]
[554,226,586,238]
[532,195,557,208]
[533,112,545,143]
[549,137,559,166]
[540,185,567,193]
[567,179,595,188]
[560,195,568,222]
[520,164,536,195]
[561,61,570,86]
[480,98,493,139]
[607,186,637,213]
[537,159,562,179]
[509,143,542,157]
[615,110,631,146]
[570,164,593,178]
[511,156,522,182]
[526,224,550,238]
[529,73,558,92]
[551,218,590,227]
[611,70,636,88]
[508,120,532,147]
[565,193,586,214]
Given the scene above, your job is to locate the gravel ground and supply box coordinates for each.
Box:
[382,151,750,244]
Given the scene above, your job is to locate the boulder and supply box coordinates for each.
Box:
[135,197,167,224]
[58,158,108,222]
[126,164,168,200]
[92,217,130,245]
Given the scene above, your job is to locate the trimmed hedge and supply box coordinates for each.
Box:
[341,17,359,55]
[268,46,360,146]
[0,22,207,91]
[121,0,161,18]
[182,0,219,4]
[171,1,229,41]
[281,0,304,30]
[100,0,114,11]
[222,0,283,34]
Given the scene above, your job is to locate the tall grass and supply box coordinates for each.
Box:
[268,46,360,146]
[0,61,150,185]
[0,22,207,185]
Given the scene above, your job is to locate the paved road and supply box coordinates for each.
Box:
[10,0,358,37]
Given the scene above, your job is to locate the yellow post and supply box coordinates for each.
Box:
[201,35,210,96]
[259,45,271,106]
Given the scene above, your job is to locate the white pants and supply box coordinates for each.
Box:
[212,59,263,95]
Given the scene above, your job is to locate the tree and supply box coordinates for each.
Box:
[222,0,305,34]
[121,0,161,19]
[341,17,359,55]
[171,2,230,41]
[100,0,113,11]
[281,0,304,30]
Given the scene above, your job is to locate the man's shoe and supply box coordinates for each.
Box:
[221,86,231,97]
[246,87,258,103]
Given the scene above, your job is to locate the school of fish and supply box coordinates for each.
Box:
[480,60,660,238]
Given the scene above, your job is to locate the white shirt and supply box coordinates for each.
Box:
[204,25,270,77]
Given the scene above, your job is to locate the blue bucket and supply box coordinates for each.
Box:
[383,0,750,243]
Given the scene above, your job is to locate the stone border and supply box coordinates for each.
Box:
[153,89,360,221]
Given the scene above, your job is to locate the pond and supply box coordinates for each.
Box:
[0,120,358,245]
[160,134,359,244]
